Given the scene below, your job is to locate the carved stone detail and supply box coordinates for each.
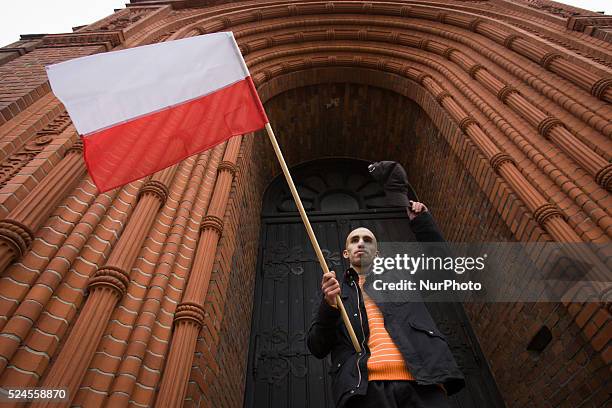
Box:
[221,17,233,29]
[594,163,612,191]
[38,112,72,136]
[458,116,477,132]
[0,220,34,258]
[527,1,581,18]
[239,43,251,55]
[42,32,123,49]
[443,47,457,59]
[415,72,431,84]
[540,52,562,69]
[88,266,130,297]
[504,34,522,48]
[497,85,518,102]
[468,64,485,78]
[218,161,238,175]
[200,215,224,236]
[174,302,206,327]
[138,180,169,204]
[150,31,175,44]
[85,7,152,32]
[533,203,563,225]
[537,117,563,139]
[24,136,53,151]
[66,139,84,155]
[252,9,264,21]
[468,18,483,32]
[265,37,276,48]
[0,112,70,188]
[0,135,52,188]
[287,4,298,16]
[489,152,515,172]
[418,39,430,51]
[590,78,612,100]
[435,92,452,104]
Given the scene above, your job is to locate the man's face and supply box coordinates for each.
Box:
[343,227,378,269]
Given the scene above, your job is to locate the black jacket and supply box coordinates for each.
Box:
[307,212,465,407]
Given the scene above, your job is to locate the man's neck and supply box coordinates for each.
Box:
[351,263,372,276]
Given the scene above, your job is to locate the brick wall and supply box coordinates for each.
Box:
[0,46,105,127]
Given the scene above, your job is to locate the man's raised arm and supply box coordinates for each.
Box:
[407,201,446,243]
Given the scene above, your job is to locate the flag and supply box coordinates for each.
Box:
[46,32,268,192]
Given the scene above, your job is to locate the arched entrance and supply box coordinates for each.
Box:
[244,158,505,408]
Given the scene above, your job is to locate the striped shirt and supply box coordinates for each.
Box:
[359,274,414,381]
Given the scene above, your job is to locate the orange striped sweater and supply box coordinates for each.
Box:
[358,274,415,381]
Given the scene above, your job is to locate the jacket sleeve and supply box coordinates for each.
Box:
[409,211,456,282]
[307,294,340,359]
[409,211,446,242]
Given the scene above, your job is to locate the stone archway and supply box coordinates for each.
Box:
[254,68,523,243]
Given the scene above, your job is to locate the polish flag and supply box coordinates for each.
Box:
[46,32,268,192]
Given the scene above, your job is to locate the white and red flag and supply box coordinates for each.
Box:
[46,32,268,192]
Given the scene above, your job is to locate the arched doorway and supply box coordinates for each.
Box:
[244,158,505,408]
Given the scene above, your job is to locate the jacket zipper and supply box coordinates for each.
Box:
[353,282,366,390]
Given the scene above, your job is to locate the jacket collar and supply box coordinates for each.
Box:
[343,267,374,284]
[343,267,359,284]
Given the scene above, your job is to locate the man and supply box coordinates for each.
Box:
[307,196,465,407]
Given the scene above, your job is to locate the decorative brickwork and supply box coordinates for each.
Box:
[88,266,130,297]
[175,302,207,327]
[537,116,563,139]
[138,179,170,204]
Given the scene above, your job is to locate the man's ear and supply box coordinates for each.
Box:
[342,249,349,259]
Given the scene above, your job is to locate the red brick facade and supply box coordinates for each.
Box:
[0,1,609,407]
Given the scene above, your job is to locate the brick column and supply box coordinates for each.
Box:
[419,72,609,294]
[0,141,85,273]
[472,22,612,103]
[31,166,176,408]
[104,145,225,408]
[419,75,588,243]
[429,41,611,191]
[154,137,241,408]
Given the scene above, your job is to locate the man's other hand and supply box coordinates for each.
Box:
[407,201,428,220]
[322,271,340,308]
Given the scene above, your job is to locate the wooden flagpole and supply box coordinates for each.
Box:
[264,123,362,353]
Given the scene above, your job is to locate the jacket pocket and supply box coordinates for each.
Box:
[408,320,448,342]
[328,352,355,375]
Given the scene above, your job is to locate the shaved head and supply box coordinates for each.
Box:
[345,227,377,249]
